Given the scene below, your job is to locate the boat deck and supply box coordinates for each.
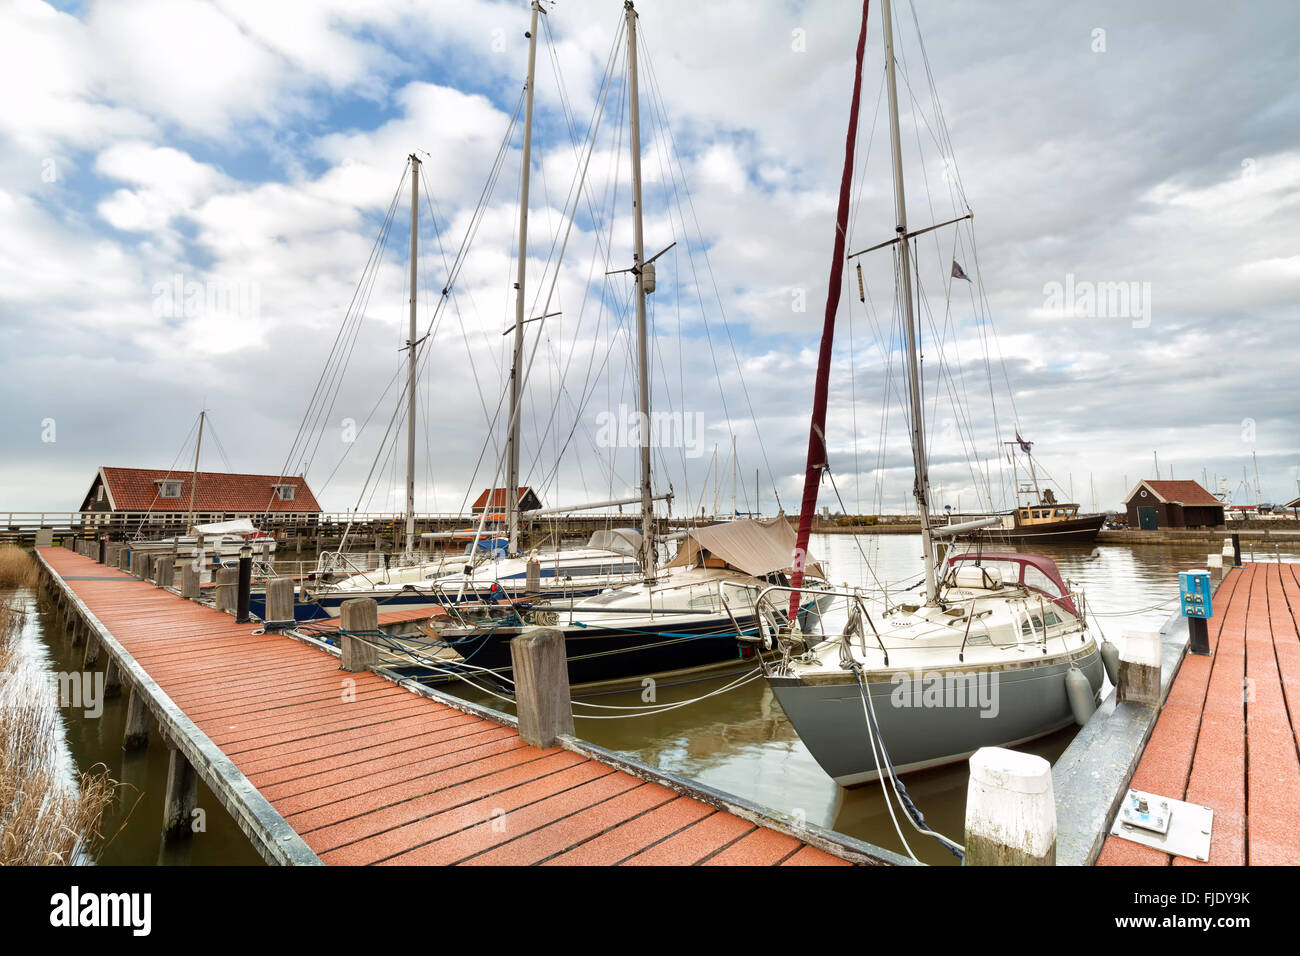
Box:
[39,546,871,866]
[1097,561,1300,865]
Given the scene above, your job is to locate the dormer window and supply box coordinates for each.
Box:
[157,480,183,499]
[273,484,296,502]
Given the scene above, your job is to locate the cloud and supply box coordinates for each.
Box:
[0,0,1298,519]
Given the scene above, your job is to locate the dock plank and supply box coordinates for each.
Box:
[1098,561,1300,866]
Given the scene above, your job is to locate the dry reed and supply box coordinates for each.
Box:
[0,588,116,864]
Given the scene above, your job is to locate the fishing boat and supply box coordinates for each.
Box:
[759,0,1105,787]
[971,436,1106,542]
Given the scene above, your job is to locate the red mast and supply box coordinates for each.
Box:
[789,0,872,618]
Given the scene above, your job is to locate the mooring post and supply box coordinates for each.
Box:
[525,557,541,595]
[964,747,1057,866]
[97,537,107,563]
[510,627,574,748]
[236,545,252,623]
[119,547,130,572]
[1118,630,1161,705]
[123,687,151,750]
[263,578,295,632]
[1207,553,1224,584]
[1231,532,1241,568]
[215,567,238,613]
[162,743,198,840]
[180,562,200,599]
[339,598,380,672]
[132,551,148,579]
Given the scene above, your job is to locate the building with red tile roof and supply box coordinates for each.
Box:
[470,487,542,513]
[1123,479,1225,529]
[79,467,321,531]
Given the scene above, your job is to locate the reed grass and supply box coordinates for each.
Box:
[0,545,38,589]
[0,597,116,864]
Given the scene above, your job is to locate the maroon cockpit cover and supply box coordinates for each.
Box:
[789,0,872,617]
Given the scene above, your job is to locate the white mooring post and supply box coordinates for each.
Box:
[510,627,574,748]
[965,747,1057,866]
[1207,553,1224,584]
[339,598,380,672]
[1118,630,1162,706]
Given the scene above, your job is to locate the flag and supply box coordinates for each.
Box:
[951,260,970,281]
[1015,431,1033,454]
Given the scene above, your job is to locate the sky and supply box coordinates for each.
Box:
[1,0,1297,519]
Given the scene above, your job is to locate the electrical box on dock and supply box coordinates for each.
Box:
[1179,569,1212,618]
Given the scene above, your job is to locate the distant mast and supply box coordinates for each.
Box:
[187,410,205,534]
[788,0,872,617]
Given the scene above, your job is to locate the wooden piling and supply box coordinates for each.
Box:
[181,562,200,599]
[338,598,380,672]
[215,567,238,613]
[154,553,174,588]
[162,744,198,839]
[510,627,575,748]
[104,658,123,699]
[123,687,152,751]
[82,632,101,669]
[264,578,295,630]
[1118,630,1161,706]
[965,747,1057,866]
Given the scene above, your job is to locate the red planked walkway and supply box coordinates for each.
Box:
[1098,562,1300,865]
[42,548,849,866]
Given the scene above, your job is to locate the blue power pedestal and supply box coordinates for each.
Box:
[1180,569,1212,655]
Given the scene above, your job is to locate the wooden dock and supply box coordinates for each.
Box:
[37,546,901,866]
[1097,561,1300,865]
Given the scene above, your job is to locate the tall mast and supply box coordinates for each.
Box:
[883,0,937,603]
[405,153,420,556]
[625,0,655,581]
[187,409,204,534]
[506,1,542,557]
[787,0,871,620]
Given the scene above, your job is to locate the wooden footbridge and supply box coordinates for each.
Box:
[37,544,904,867]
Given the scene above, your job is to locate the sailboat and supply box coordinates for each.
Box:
[761,0,1104,786]
[293,1,660,621]
[420,0,835,687]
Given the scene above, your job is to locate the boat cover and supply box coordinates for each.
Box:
[585,528,643,557]
[194,518,258,536]
[664,517,823,578]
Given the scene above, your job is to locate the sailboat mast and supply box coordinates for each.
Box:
[405,153,420,556]
[625,0,655,582]
[883,0,937,603]
[187,410,204,534]
[506,0,542,557]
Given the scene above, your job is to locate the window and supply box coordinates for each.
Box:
[96,485,106,503]
[274,484,296,502]
[157,480,182,498]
